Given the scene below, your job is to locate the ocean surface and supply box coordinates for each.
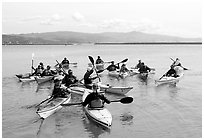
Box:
[2,44,202,138]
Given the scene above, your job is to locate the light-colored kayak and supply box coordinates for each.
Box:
[19,76,38,83]
[98,83,133,95]
[35,76,54,84]
[155,73,184,85]
[95,63,104,71]
[82,90,112,128]
[108,71,129,78]
[130,67,155,74]
[36,93,71,119]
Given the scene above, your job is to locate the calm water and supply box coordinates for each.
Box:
[2,44,202,138]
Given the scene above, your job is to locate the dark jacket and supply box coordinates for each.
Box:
[82,92,110,107]
[138,65,151,73]
[107,64,119,71]
[52,86,68,98]
[96,58,104,64]
[62,74,78,87]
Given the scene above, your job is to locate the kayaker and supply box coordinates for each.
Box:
[135,60,143,69]
[96,56,104,64]
[41,65,55,76]
[119,64,129,73]
[138,62,151,73]
[84,67,98,89]
[62,69,78,87]
[106,61,120,72]
[51,78,70,99]
[82,84,110,108]
[165,67,177,77]
[61,57,69,65]
[32,65,44,76]
[170,58,181,68]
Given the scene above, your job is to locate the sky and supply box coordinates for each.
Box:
[2,0,202,38]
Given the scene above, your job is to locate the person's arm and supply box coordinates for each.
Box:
[100,94,110,104]
[82,94,93,106]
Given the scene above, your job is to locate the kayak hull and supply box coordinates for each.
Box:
[35,76,54,84]
[82,90,112,128]
[36,93,71,119]
[108,71,129,78]
[99,83,133,95]
[19,76,37,83]
[155,73,184,85]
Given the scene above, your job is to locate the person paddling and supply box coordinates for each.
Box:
[138,62,151,73]
[135,60,143,69]
[96,56,104,64]
[84,67,98,89]
[32,65,44,76]
[51,78,70,99]
[61,57,70,65]
[170,58,181,68]
[62,69,78,87]
[41,65,55,76]
[119,64,129,73]
[82,84,110,108]
[106,61,120,72]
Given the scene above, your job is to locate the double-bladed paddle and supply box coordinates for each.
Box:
[170,57,188,70]
[61,96,134,106]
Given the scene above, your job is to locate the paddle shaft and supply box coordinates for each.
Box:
[61,96,133,106]
[170,57,188,70]
[36,96,53,108]
[56,60,68,75]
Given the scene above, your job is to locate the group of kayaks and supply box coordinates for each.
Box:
[15,57,186,129]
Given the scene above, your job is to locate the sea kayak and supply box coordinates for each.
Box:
[36,93,71,119]
[155,73,184,85]
[98,83,133,95]
[19,76,38,83]
[108,71,129,78]
[82,90,112,128]
[35,76,54,84]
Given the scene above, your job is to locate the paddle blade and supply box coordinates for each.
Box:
[183,67,188,70]
[88,56,94,65]
[61,102,82,106]
[111,97,133,104]
[32,53,35,59]
[120,58,128,63]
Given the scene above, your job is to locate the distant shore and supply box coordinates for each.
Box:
[2,42,202,45]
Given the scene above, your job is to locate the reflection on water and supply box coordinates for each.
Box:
[82,115,110,138]
[120,112,134,126]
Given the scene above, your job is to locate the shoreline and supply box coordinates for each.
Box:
[2,42,202,45]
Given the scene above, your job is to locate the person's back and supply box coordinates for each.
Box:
[138,63,151,73]
[61,58,69,65]
[136,60,143,69]
[96,56,104,64]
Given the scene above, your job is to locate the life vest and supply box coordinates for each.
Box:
[90,98,103,108]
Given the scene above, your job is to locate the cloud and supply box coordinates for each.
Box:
[40,14,63,25]
[72,12,85,22]
[98,18,162,33]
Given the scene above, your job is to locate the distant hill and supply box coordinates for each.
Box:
[2,31,202,45]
